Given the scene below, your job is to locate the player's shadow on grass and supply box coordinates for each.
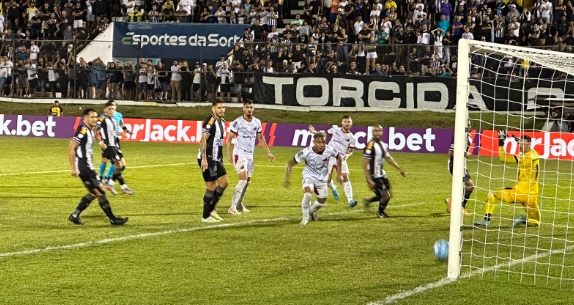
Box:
[115,212,199,217]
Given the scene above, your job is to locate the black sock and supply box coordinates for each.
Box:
[462,188,473,208]
[73,194,95,216]
[378,198,390,214]
[203,190,215,219]
[112,166,125,185]
[97,195,116,220]
[211,186,226,212]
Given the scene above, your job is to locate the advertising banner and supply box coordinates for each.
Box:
[113,22,246,60]
[2,114,572,160]
[0,114,78,138]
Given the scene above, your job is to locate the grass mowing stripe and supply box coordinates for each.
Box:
[368,240,574,304]
[0,203,424,259]
[0,163,191,176]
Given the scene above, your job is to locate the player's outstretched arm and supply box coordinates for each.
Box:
[68,140,79,177]
[257,133,275,162]
[497,129,518,163]
[308,125,316,134]
[284,158,297,188]
[227,130,237,164]
[385,156,405,177]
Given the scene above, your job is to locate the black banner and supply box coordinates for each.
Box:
[253,73,574,111]
[254,73,456,109]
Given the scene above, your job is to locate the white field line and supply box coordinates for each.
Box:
[0,202,423,258]
[368,244,574,305]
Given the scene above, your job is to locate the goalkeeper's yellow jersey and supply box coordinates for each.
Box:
[500,147,539,194]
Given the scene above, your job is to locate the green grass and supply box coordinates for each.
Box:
[1,136,574,305]
[0,101,546,130]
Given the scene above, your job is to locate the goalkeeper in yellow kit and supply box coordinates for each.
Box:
[474,131,541,228]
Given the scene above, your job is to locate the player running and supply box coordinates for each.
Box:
[474,131,541,228]
[226,100,275,215]
[97,101,135,195]
[362,125,405,218]
[284,131,344,225]
[445,119,474,216]
[68,108,128,226]
[308,115,358,207]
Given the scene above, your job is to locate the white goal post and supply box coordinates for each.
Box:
[448,39,574,280]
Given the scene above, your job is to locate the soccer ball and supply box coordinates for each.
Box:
[433,239,449,261]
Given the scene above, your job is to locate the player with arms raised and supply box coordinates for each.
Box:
[68,108,128,226]
[446,120,474,216]
[474,132,540,228]
[226,100,275,215]
[284,132,344,225]
[362,125,405,218]
[309,115,358,207]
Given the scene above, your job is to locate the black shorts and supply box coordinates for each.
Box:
[220,83,231,93]
[79,169,102,191]
[374,177,391,196]
[102,146,123,163]
[198,159,227,182]
[448,159,471,181]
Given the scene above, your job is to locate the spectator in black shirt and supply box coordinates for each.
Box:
[251,19,265,41]
[180,61,193,101]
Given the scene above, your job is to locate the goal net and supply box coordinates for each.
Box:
[449,39,574,288]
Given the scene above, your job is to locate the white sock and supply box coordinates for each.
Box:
[343,181,353,202]
[328,180,337,190]
[310,201,326,213]
[231,180,247,210]
[302,193,312,220]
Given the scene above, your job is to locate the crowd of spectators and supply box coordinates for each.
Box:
[2,0,574,101]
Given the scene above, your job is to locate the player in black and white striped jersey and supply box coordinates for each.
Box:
[226,101,275,215]
[362,125,405,218]
[198,99,228,223]
[284,132,344,225]
[97,101,135,195]
[68,108,128,226]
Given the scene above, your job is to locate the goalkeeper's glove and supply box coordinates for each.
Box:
[498,129,519,146]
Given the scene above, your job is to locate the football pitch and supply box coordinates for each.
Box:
[1,136,573,305]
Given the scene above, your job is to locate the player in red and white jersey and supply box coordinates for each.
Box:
[226,101,275,215]
[284,132,345,225]
[308,115,358,207]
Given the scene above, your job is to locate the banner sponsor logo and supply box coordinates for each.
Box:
[479,130,574,160]
[122,31,241,48]
[113,23,246,60]
[0,114,75,138]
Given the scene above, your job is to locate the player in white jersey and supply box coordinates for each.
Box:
[284,132,344,225]
[308,115,358,207]
[226,101,275,215]
[362,125,405,218]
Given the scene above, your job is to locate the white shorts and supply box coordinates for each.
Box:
[366,52,378,59]
[233,154,254,177]
[328,157,349,175]
[302,178,328,199]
